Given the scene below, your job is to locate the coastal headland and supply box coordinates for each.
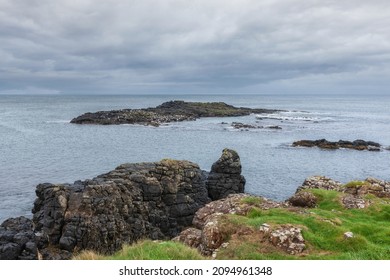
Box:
[1,149,389,260]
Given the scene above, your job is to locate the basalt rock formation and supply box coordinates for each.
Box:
[292,139,382,151]
[206,149,246,200]
[0,148,245,260]
[70,100,280,126]
[0,217,37,260]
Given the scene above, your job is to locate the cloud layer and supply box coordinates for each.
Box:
[1,0,389,94]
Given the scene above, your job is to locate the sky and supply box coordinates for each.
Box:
[0,0,389,95]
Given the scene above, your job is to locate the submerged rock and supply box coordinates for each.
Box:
[265,225,305,255]
[231,122,263,130]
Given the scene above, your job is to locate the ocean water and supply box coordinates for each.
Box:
[1,94,389,222]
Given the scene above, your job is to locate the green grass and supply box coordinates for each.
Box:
[74,189,390,260]
[215,189,390,260]
[74,240,206,260]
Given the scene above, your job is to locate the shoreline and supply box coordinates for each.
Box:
[1,149,389,260]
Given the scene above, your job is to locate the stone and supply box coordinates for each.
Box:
[292,139,382,151]
[206,149,246,200]
[265,225,306,255]
[0,149,246,260]
[287,191,318,208]
[0,217,37,260]
[344,232,354,239]
[70,101,281,126]
[231,122,263,130]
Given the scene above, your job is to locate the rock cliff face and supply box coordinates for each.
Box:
[0,149,245,260]
[206,149,246,200]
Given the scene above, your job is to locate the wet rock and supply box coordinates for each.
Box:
[192,194,250,229]
[231,122,263,130]
[31,159,212,258]
[206,149,246,200]
[267,125,282,129]
[199,213,226,256]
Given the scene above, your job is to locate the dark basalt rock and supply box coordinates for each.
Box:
[70,100,281,126]
[32,160,211,258]
[207,149,246,200]
[0,217,37,260]
[287,191,318,208]
[292,139,382,151]
[0,149,246,260]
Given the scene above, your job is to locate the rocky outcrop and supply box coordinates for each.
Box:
[70,100,280,126]
[206,149,246,200]
[295,176,343,193]
[174,194,288,256]
[0,217,37,260]
[259,224,305,255]
[292,139,382,151]
[291,176,390,209]
[0,149,246,260]
[287,191,318,208]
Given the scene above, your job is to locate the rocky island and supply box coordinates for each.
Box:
[1,149,389,260]
[70,100,281,126]
[293,139,383,151]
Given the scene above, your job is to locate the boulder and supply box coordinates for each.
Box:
[263,225,306,255]
[287,191,318,208]
[206,149,246,200]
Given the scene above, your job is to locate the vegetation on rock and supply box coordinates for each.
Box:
[70,100,280,126]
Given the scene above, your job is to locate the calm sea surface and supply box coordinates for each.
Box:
[1,94,389,222]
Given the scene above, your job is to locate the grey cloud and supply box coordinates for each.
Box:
[0,0,389,94]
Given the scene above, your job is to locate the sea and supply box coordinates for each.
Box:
[1,94,389,222]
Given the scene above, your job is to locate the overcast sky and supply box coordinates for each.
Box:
[1,0,389,95]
